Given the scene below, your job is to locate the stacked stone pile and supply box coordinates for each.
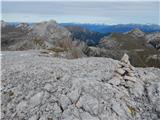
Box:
[109,53,136,86]
[116,54,136,81]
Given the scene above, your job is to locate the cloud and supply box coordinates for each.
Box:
[2,1,159,24]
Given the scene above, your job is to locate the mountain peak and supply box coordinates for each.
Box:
[128,28,145,37]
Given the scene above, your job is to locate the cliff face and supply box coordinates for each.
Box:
[1,50,160,120]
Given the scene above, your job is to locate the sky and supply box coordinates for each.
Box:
[1,0,160,25]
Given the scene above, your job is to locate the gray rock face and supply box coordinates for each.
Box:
[31,20,72,49]
[1,50,160,120]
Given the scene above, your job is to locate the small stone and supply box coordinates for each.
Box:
[113,73,123,79]
[129,65,135,71]
[60,94,71,110]
[125,81,134,88]
[29,91,44,107]
[121,53,129,64]
[75,101,80,108]
[53,103,62,118]
[111,100,126,117]
[119,62,129,68]
[116,68,125,75]
[78,94,99,115]
[108,78,121,86]
[117,63,122,68]
[16,100,27,112]
[124,76,136,82]
[67,88,81,103]
[39,115,46,120]
[123,67,131,73]
[44,83,52,91]
[28,115,37,120]
[81,112,99,120]
[128,72,135,77]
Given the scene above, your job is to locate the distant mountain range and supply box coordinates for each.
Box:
[61,23,160,34]
[6,22,160,34]
[2,20,160,67]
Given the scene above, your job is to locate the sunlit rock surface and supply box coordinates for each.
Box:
[1,50,160,120]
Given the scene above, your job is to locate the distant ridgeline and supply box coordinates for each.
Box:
[61,23,160,34]
[8,22,160,34]
[7,22,160,46]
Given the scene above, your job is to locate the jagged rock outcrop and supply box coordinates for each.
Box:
[1,50,160,120]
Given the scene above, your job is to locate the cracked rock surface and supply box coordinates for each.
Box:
[1,50,160,120]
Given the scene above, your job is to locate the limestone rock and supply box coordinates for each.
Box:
[29,91,44,107]
[28,115,38,120]
[44,83,52,92]
[124,75,136,82]
[31,20,72,49]
[1,51,160,120]
[121,53,129,63]
[108,77,121,86]
[16,100,27,112]
[60,94,71,110]
[116,68,125,75]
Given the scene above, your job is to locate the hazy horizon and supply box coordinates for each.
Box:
[2,1,160,25]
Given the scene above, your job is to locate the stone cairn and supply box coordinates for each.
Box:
[109,54,136,85]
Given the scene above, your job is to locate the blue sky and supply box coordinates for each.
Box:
[1,1,160,25]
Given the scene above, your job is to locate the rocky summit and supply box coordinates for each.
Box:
[1,50,160,120]
[31,20,72,49]
[1,20,72,50]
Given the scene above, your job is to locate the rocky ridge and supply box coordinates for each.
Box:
[1,20,73,50]
[1,50,160,120]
